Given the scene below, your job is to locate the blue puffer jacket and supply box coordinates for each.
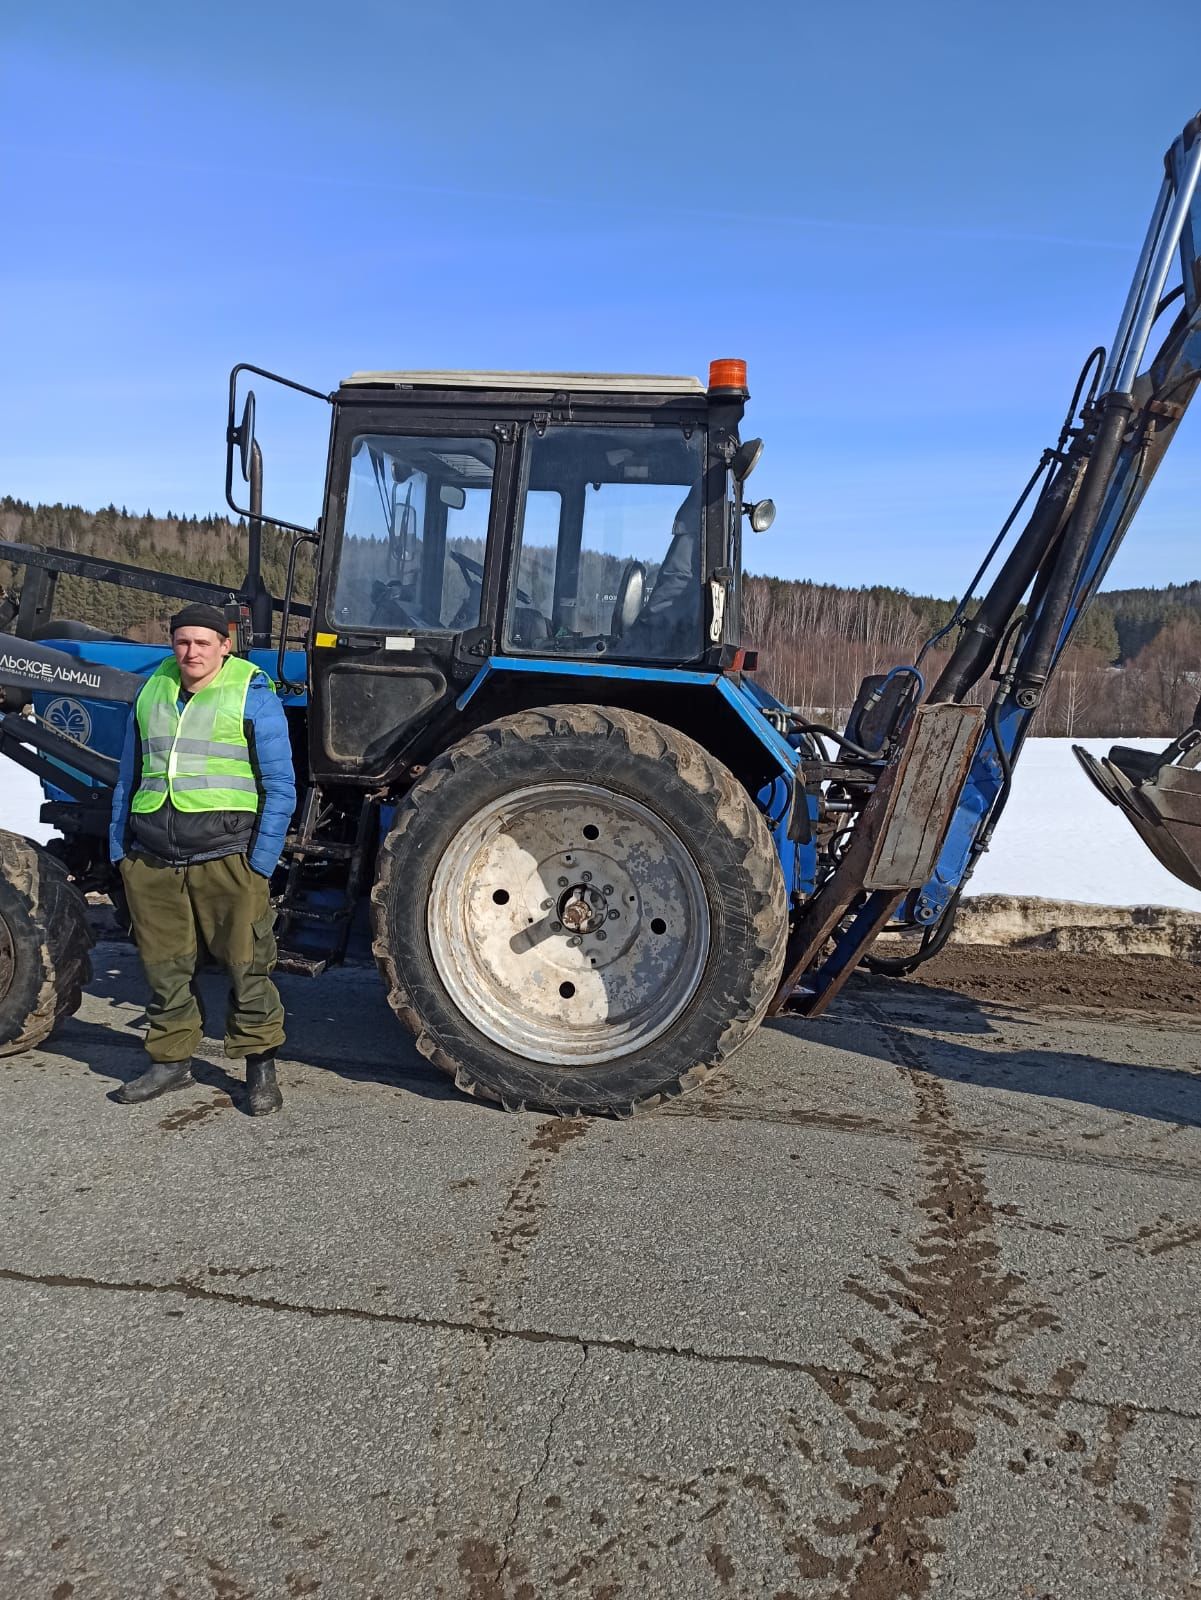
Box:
[109,673,297,878]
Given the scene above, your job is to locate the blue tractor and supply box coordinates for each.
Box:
[2,115,1200,1113]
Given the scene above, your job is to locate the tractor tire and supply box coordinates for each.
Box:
[0,830,93,1057]
[371,704,788,1115]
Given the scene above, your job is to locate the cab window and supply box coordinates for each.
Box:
[505,426,704,659]
[332,434,495,631]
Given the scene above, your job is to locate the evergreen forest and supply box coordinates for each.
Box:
[2,496,1198,737]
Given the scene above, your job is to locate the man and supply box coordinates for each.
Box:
[620,482,702,657]
[109,603,296,1113]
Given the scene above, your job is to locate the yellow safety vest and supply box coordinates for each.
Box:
[131,655,263,814]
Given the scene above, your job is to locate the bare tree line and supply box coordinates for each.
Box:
[743,577,1201,737]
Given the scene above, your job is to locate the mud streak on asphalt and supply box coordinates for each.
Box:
[798,1004,1055,1600]
[470,1117,589,1324]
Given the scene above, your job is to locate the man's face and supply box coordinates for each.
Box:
[172,626,231,690]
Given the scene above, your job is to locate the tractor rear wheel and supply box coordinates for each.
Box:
[370,705,787,1115]
[0,830,93,1056]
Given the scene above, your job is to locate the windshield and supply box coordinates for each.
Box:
[505,425,705,660]
[332,434,495,631]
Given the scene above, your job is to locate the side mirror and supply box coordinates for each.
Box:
[731,437,763,483]
[744,498,776,533]
[233,392,256,484]
[439,484,467,510]
[224,361,330,539]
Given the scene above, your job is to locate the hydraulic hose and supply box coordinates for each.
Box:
[915,453,1055,670]
[930,451,1083,703]
[862,887,964,976]
[921,345,1104,694]
[789,719,883,763]
[1012,393,1133,706]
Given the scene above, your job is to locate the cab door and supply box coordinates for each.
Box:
[308,416,510,784]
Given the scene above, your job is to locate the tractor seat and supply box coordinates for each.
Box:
[509,606,550,645]
[1107,744,1167,784]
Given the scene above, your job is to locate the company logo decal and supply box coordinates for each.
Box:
[44,696,94,745]
[0,653,102,690]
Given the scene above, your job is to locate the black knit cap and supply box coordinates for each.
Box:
[170,603,229,637]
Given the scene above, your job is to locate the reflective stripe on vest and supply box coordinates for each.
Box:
[131,655,264,815]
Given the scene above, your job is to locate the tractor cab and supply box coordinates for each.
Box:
[279,362,774,786]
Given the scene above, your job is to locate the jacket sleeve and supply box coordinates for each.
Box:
[245,679,297,877]
[108,711,138,865]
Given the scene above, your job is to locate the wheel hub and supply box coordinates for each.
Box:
[427,783,710,1065]
[556,881,607,935]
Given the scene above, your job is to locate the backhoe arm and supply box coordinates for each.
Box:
[774,112,1201,1013]
[912,112,1201,929]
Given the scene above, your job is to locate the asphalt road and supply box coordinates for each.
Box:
[3,943,1201,1600]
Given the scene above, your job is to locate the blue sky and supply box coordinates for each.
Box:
[3,0,1201,595]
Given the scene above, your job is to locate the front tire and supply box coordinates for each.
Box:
[0,831,93,1057]
[370,705,787,1114]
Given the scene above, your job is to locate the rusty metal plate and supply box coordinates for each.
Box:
[863,703,985,891]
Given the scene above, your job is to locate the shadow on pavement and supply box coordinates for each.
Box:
[769,975,1201,1129]
[63,941,1201,1129]
[61,940,467,1108]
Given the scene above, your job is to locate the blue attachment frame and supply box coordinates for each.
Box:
[25,641,307,801]
[456,657,817,899]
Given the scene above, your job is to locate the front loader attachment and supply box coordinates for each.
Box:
[1073,720,1201,894]
[771,701,985,1017]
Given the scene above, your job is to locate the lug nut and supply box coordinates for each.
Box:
[582,871,592,882]
[557,877,569,887]
[550,921,562,933]
[541,899,552,910]
[596,930,607,941]
[602,884,613,896]
[607,909,619,921]
[567,936,581,947]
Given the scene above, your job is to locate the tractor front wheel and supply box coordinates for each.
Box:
[0,830,93,1057]
[370,705,787,1115]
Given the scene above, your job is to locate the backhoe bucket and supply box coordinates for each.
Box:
[1072,738,1201,893]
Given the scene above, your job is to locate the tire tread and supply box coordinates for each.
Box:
[371,704,786,1115]
[0,831,94,1057]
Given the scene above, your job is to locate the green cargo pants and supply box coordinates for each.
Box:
[120,852,286,1064]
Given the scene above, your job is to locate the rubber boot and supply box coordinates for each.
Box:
[116,1058,195,1104]
[245,1052,283,1116]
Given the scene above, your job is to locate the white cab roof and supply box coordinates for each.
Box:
[340,369,706,395]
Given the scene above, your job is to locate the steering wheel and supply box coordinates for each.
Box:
[448,548,536,609]
[445,550,485,631]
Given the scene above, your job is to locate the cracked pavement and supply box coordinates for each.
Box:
[3,943,1201,1598]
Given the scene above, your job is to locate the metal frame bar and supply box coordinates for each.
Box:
[225,362,331,536]
[0,540,311,620]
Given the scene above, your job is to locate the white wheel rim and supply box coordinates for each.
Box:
[427,783,710,1064]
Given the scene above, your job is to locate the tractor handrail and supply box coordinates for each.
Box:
[276,532,319,693]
